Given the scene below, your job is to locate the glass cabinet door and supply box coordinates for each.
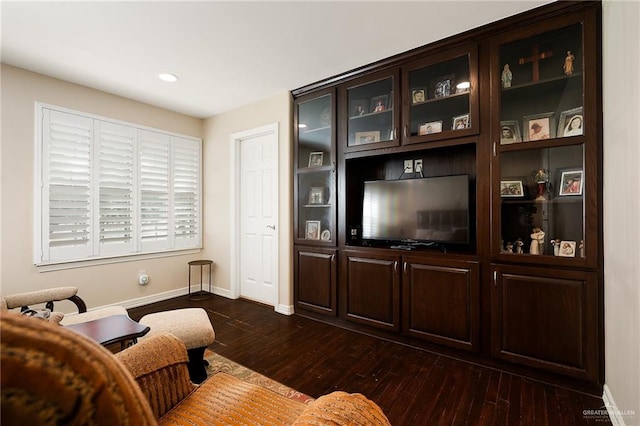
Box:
[494,20,592,264]
[403,44,478,144]
[498,23,583,145]
[295,91,336,245]
[342,70,400,152]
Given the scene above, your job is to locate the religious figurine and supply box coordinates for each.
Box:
[515,238,524,254]
[563,50,575,75]
[530,227,545,255]
[579,240,585,258]
[506,242,514,254]
[533,169,550,201]
[550,239,561,256]
[501,64,513,88]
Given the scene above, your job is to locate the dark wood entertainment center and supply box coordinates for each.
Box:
[292,1,603,394]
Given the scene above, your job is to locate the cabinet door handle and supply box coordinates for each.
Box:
[332,161,336,173]
[493,270,498,286]
[493,142,497,157]
[331,254,335,264]
[403,262,408,274]
[403,125,408,138]
[394,261,399,274]
[394,127,398,139]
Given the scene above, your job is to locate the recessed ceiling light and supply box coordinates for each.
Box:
[158,73,178,82]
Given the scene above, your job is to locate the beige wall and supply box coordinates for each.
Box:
[603,1,640,423]
[0,64,203,310]
[201,93,293,309]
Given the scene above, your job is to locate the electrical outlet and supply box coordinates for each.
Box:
[404,160,414,173]
[415,159,423,173]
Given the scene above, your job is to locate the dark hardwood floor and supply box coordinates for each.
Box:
[128,295,610,425]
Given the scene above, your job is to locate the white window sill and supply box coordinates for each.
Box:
[36,248,202,272]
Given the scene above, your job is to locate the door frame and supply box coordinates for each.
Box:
[229,123,279,307]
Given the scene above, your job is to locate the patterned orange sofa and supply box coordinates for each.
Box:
[0,312,391,425]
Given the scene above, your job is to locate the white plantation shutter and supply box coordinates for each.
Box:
[172,137,201,248]
[139,130,170,252]
[37,104,202,265]
[96,121,136,256]
[42,109,94,262]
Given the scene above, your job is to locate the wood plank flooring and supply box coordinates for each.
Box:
[128,295,610,425]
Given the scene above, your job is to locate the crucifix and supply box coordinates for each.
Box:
[518,44,553,82]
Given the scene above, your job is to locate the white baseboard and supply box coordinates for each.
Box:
[276,304,294,316]
[64,285,235,317]
[603,385,623,426]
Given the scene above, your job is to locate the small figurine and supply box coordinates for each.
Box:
[534,169,550,201]
[506,242,514,254]
[500,239,505,253]
[515,238,524,254]
[530,227,545,255]
[501,64,513,88]
[550,239,561,256]
[563,51,575,75]
[579,240,585,258]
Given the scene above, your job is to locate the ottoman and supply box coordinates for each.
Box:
[139,308,215,383]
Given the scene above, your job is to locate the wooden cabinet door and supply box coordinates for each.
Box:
[402,257,479,352]
[294,247,337,316]
[340,250,401,332]
[491,264,599,381]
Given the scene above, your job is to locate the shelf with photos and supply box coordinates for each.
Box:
[498,105,584,149]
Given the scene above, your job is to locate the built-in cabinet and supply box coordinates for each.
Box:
[292,1,602,392]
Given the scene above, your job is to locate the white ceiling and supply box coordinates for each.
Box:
[1,1,551,119]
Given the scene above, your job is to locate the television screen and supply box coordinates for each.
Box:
[362,175,470,244]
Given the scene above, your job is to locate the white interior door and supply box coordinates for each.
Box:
[239,130,278,305]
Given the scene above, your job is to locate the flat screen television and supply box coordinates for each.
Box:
[361,175,470,245]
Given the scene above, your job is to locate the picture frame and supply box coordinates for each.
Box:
[370,95,388,113]
[320,229,331,241]
[500,180,525,197]
[499,120,522,145]
[305,220,321,240]
[523,112,556,141]
[558,240,577,257]
[350,99,368,117]
[558,170,584,196]
[354,131,380,145]
[308,187,324,205]
[419,121,443,135]
[308,151,324,167]
[452,113,470,130]
[432,74,455,98]
[558,107,584,137]
[411,88,427,105]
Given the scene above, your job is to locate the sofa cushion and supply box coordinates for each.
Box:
[292,391,391,425]
[159,372,306,425]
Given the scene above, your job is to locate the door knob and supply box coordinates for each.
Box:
[267,225,276,230]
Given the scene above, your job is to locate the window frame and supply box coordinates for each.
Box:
[34,103,202,267]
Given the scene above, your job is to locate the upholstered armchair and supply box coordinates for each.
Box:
[0,312,391,425]
[0,286,128,325]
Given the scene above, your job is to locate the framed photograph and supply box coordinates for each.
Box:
[370,95,388,113]
[308,187,324,205]
[558,240,577,257]
[354,131,380,145]
[419,121,442,135]
[523,112,555,141]
[500,120,522,145]
[558,170,584,196]
[305,220,321,240]
[350,99,368,117]
[320,229,331,241]
[308,151,323,167]
[558,107,584,137]
[500,180,525,197]
[411,88,427,105]
[452,113,470,130]
[432,74,454,98]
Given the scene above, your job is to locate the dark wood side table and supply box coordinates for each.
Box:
[65,315,150,350]
[188,259,213,301]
